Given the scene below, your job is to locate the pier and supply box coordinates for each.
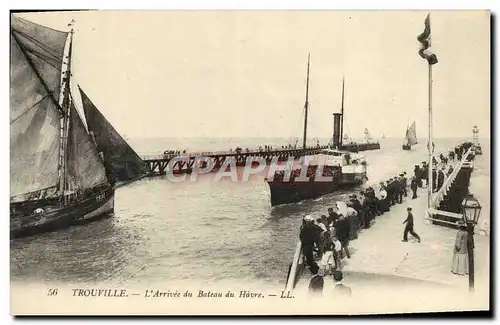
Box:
[141,146,330,176]
[339,142,381,152]
[284,142,488,295]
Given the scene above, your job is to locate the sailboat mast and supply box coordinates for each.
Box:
[340,76,345,147]
[302,53,310,149]
[58,23,75,203]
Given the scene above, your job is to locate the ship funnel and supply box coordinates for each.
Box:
[332,113,342,148]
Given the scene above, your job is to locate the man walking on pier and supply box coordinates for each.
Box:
[402,207,421,243]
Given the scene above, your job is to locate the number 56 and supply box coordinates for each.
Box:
[47,288,58,296]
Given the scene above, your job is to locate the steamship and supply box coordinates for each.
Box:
[265,57,367,207]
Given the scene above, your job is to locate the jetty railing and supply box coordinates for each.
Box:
[284,241,303,292]
[430,147,473,209]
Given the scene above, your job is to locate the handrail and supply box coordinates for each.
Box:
[140,146,329,161]
[427,208,463,219]
[431,147,473,208]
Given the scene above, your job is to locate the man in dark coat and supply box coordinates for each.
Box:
[351,194,364,228]
[368,187,381,216]
[300,215,323,271]
[410,177,418,199]
[432,168,437,192]
[397,174,404,203]
[392,177,401,204]
[351,194,362,214]
[361,193,371,228]
[402,207,421,243]
[333,215,351,259]
[414,165,423,188]
[386,179,394,205]
[421,162,429,186]
[327,207,340,225]
[402,172,408,197]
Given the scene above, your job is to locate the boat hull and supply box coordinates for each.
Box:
[267,174,366,207]
[10,188,115,239]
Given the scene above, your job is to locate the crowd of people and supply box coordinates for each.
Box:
[299,141,475,296]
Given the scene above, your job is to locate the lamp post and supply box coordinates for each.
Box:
[461,194,482,292]
[472,125,479,147]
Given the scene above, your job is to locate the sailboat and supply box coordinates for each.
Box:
[79,88,150,187]
[10,16,135,238]
[402,121,418,150]
[266,56,367,207]
[364,128,375,143]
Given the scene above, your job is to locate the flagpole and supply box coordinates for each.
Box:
[427,62,433,209]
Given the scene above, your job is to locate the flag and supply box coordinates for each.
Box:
[417,14,438,65]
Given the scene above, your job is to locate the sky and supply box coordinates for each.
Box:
[16,10,490,139]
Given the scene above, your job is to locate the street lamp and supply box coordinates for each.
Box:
[461,194,482,292]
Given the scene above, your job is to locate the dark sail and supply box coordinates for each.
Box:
[10,15,117,239]
[10,16,68,202]
[66,102,109,192]
[79,87,149,182]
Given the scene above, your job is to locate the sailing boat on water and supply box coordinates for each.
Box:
[10,16,140,238]
[402,121,418,150]
[79,88,150,187]
[364,128,375,143]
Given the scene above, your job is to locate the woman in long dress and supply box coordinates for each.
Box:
[451,223,469,275]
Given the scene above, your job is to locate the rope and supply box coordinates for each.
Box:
[23,46,61,70]
[13,29,62,61]
[10,94,50,124]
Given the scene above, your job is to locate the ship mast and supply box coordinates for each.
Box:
[57,20,75,204]
[302,53,310,149]
[340,76,345,147]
